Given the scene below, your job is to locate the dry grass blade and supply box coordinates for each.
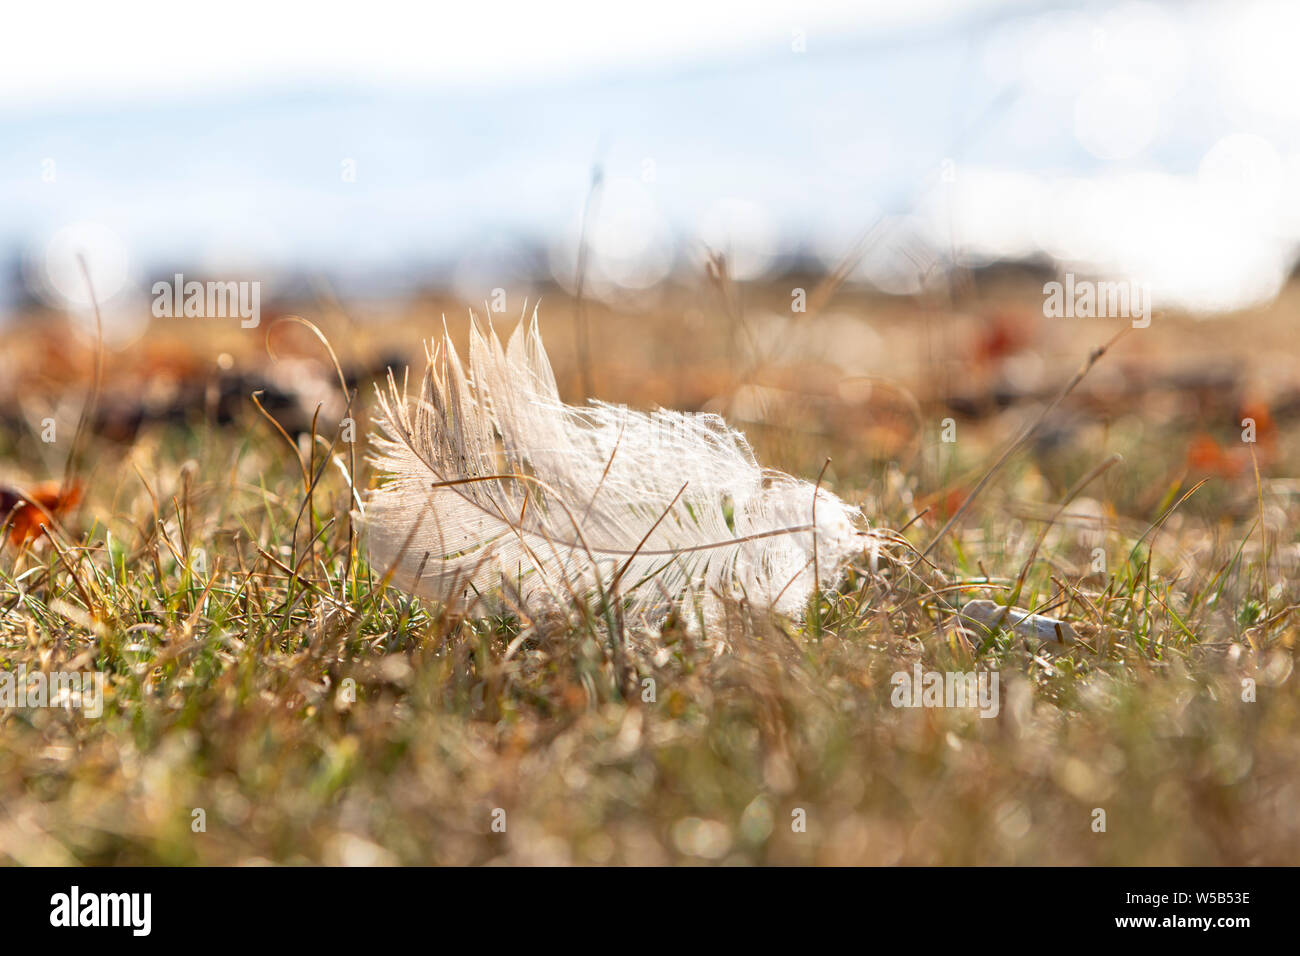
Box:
[915,326,1130,563]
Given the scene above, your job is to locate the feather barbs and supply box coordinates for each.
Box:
[359,315,865,624]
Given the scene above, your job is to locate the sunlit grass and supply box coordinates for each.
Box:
[0,292,1296,865]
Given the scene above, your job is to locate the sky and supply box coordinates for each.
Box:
[0,0,1019,104]
[4,0,1300,326]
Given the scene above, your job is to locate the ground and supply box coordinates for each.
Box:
[0,272,1296,864]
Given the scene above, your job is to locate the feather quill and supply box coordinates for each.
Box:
[359,315,864,623]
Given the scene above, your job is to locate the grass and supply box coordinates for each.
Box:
[0,278,1296,864]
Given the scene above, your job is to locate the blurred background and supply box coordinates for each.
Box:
[3,0,1299,500]
[6,0,1300,331]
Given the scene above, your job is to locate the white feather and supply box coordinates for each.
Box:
[358,314,864,622]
